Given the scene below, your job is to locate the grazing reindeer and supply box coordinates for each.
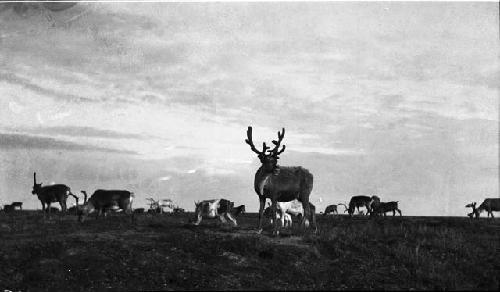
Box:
[78,189,134,222]
[31,172,72,215]
[191,199,237,226]
[474,198,500,218]
[347,195,372,216]
[245,126,316,235]
[370,196,402,217]
[323,204,338,216]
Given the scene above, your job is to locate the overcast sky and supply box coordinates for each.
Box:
[0,1,498,215]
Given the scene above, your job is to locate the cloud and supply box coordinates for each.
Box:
[0,72,96,103]
[0,133,136,154]
[6,126,149,140]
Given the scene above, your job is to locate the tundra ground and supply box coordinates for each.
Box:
[0,211,498,291]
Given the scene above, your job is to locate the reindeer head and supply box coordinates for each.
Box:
[465,202,476,209]
[32,172,42,195]
[245,126,286,172]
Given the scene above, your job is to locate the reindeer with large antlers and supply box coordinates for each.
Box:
[245,126,316,235]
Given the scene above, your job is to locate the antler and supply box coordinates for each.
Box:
[245,126,269,156]
[269,128,286,157]
[338,203,348,212]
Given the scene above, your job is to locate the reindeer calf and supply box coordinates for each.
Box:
[371,201,402,217]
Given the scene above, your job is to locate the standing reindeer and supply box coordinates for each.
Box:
[31,172,72,215]
[245,126,316,235]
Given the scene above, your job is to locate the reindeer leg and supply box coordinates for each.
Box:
[219,214,227,224]
[47,202,52,218]
[300,199,311,231]
[257,197,266,234]
[61,200,67,214]
[41,202,47,219]
[226,213,237,227]
[279,211,285,228]
[271,200,279,236]
[310,203,317,233]
[193,214,202,226]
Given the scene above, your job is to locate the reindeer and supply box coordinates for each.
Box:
[474,198,500,218]
[78,189,134,222]
[323,204,338,216]
[347,195,372,216]
[191,199,237,226]
[3,204,15,213]
[10,202,23,211]
[245,126,316,235]
[263,204,291,228]
[371,201,402,217]
[31,172,72,215]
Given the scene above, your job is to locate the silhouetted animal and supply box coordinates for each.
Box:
[347,195,372,216]
[474,198,500,218]
[10,202,23,210]
[245,126,316,235]
[31,172,72,214]
[78,189,134,222]
[3,204,15,213]
[323,204,338,215]
[370,201,402,217]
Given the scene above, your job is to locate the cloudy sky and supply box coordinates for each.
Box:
[0,1,498,215]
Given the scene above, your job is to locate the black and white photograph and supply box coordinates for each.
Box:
[0,0,498,290]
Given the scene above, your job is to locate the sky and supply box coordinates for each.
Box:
[0,1,498,216]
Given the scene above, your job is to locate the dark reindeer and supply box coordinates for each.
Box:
[347,195,372,216]
[31,172,72,215]
[11,202,23,210]
[78,189,134,222]
[245,126,316,235]
[370,196,401,217]
[474,198,500,218]
[323,204,338,216]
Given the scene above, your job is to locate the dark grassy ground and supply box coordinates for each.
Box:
[0,211,498,291]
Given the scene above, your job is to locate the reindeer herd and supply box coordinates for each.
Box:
[1,126,499,236]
